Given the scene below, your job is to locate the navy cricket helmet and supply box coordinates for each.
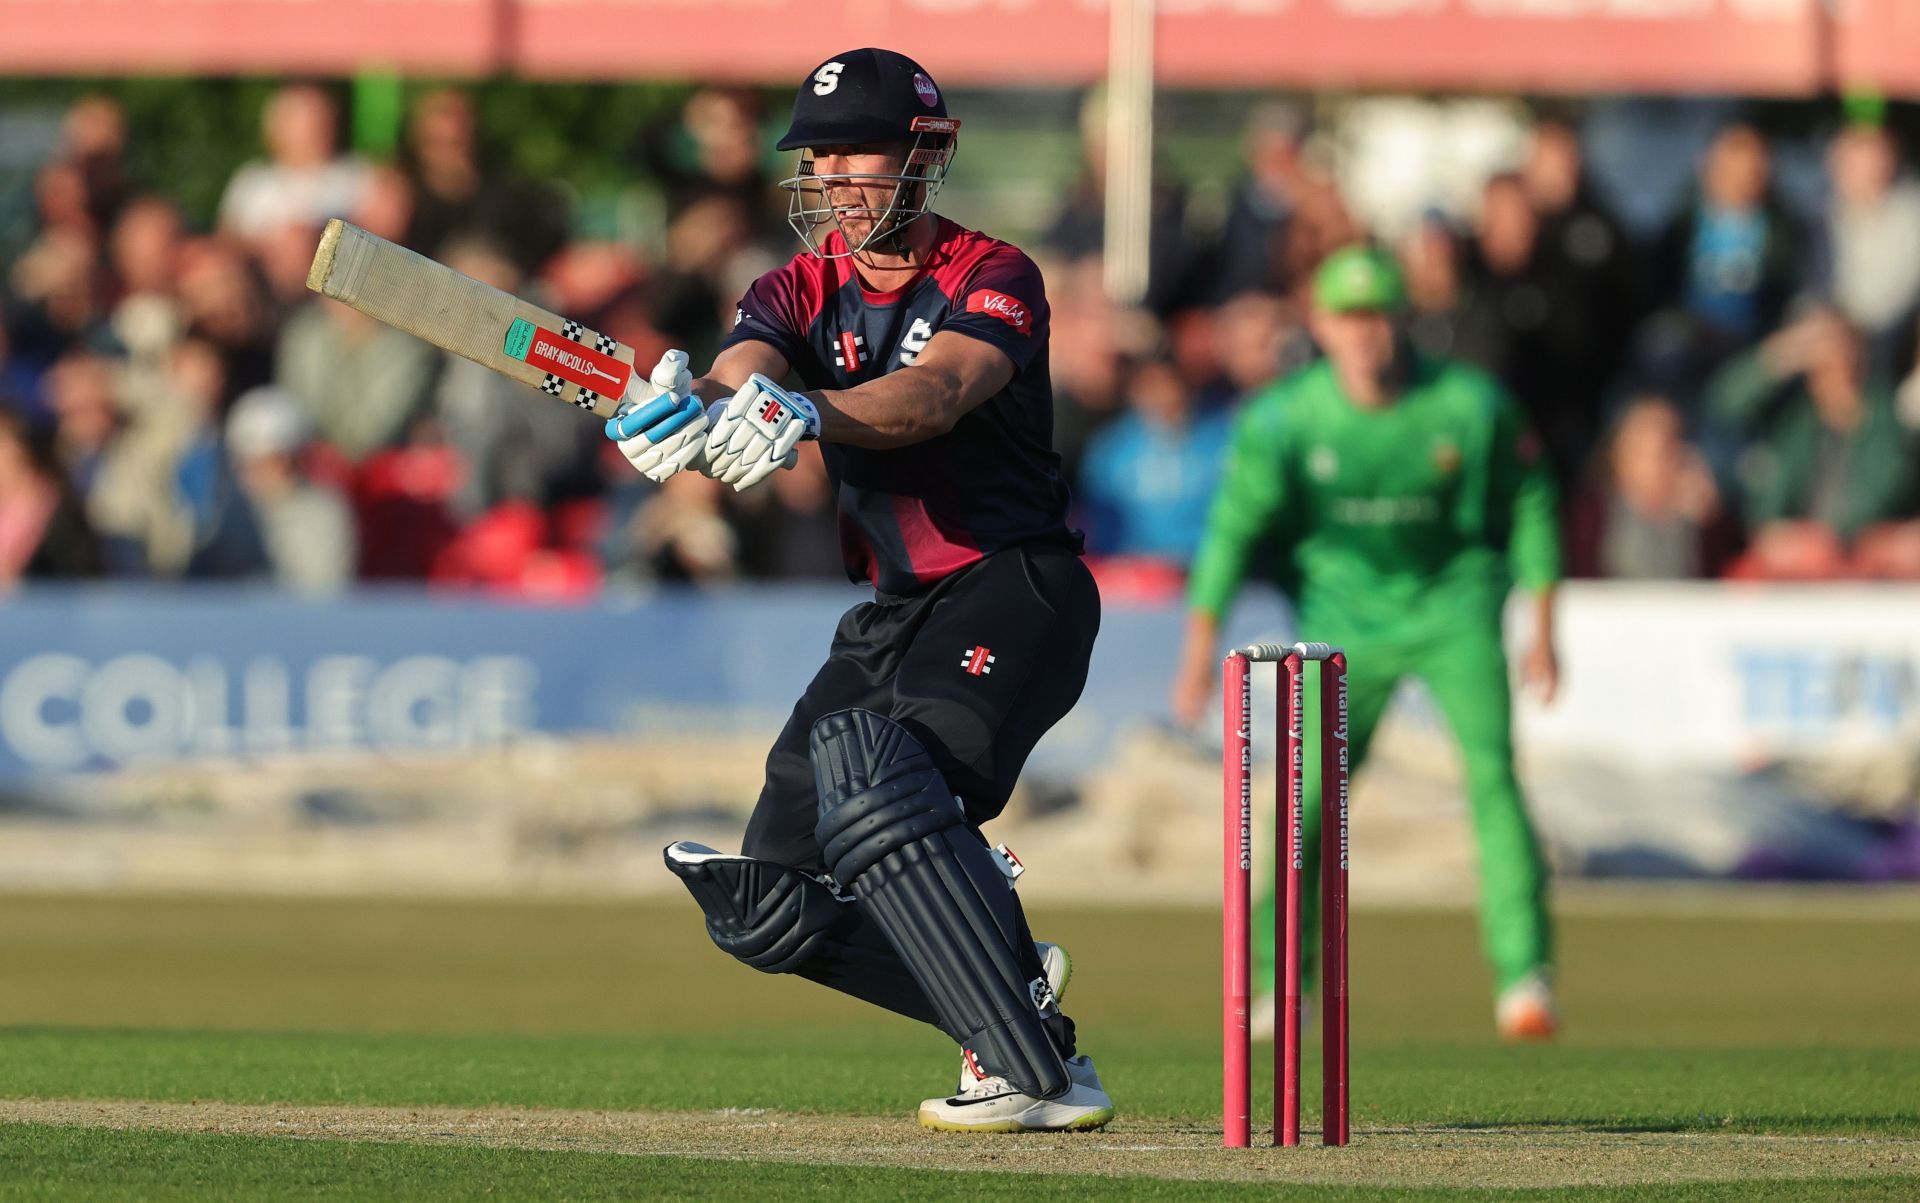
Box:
[776,48,961,258]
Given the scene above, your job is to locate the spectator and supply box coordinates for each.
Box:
[30,156,99,242]
[0,325,36,410]
[730,443,843,580]
[1565,395,1738,579]
[1822,123,1920,364]
[1044,89,1196,314]
[85,337,234,577]
[651,193,771,366]
[255,219,328,313]
[1522,118,1643,430]
[224,386,356,593]
[1045,259,1132,483]
[401,88,568,275]
[1078,353,1231,566]
[1206,103,1311,302]
[6,225,105,403]
[217,84,370,247]
[434,237,602,519]
[605,469,739,584]
[57,95,129,237]
[44,352,119,498]
[1648,123,1805,363]
[0,407,98,584]
[1711,307,1920,579]
[276,296,437,461]
[1458,168,1622,488]
[637,87,773,230]
[1401,210,1470,361]
[275,178,438,460]
[106,197,186,399]
[542,241,672,370]
[176,237,277,407]
[1210,289,1300,405]
[1463,171,1545,348]
[1269,159,1362,308]
[355,164,416,246]
[1455,177,1548,427]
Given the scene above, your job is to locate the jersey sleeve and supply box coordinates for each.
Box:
[1186,390,1292,620]
[718,259,814,367]
[938,249,1050,372]
[1487,388,1562,593]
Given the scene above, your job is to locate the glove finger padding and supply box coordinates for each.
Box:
[702,387,754,477]
[771,420,808,462]
[706,382,758,452]
[637,428,707,483]
[613,394,709,483]
[731,450,785,491]
[606,350,706,484]
[651,348,690,395]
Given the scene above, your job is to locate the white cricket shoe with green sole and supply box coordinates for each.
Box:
[917,1053,1116,1133]
[920,941,1114,1132]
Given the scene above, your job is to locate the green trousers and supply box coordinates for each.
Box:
[1253,625,1552,995]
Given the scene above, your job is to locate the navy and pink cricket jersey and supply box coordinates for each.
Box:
[718,217,1078,595]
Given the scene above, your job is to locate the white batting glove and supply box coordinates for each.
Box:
[704,374,819,493]
[604,350,709,484]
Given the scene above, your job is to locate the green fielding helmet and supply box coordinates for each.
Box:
[1312,245,1406,313]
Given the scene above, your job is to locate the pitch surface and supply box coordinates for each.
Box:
[1,891,1915,1199]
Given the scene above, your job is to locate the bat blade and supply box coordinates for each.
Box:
[306,218,634,418]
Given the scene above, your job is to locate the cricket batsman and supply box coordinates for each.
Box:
[601,49,1114,1131]
[1172,245,1563,1041]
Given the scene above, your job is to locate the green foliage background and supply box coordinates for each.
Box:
[0,76,727,234]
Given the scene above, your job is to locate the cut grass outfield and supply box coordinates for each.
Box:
[0,891,1915,1199]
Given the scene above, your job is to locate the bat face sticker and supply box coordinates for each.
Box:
[503,318,536,359]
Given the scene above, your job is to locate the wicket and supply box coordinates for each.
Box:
[1222,641,1350,1148]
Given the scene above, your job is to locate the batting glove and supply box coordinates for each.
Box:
[704,373,819,492]
[605,350,709,484]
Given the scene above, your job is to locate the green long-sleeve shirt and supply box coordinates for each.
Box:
[1187,354,1561,642]
[1706,349,1919,539]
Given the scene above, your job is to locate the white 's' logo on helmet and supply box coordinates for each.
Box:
[813,62,845,96]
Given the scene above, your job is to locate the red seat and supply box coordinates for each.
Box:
[353,446,465,579]
[430,501,545,587]
[550,497,610,551]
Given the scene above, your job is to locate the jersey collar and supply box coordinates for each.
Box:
[834,215,959,305]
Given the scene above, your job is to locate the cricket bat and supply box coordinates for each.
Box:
[306,218,634,418]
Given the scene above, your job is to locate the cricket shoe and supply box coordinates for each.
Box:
[918,1053,1116,1133]
[953,941,1073,1092]
[1496,970,1559,1042]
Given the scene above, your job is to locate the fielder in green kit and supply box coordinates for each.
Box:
[1172,245,1563,1041]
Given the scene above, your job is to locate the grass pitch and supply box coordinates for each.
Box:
[0,889,1915,1199]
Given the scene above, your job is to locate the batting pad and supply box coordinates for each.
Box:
[663,841,938,1025]
[811,709,1071,1100]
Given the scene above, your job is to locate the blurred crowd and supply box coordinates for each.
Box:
[1055,102,1920,592]
[4,84,1920,597]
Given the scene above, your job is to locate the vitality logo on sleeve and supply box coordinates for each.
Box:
[965,290,1032,335]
